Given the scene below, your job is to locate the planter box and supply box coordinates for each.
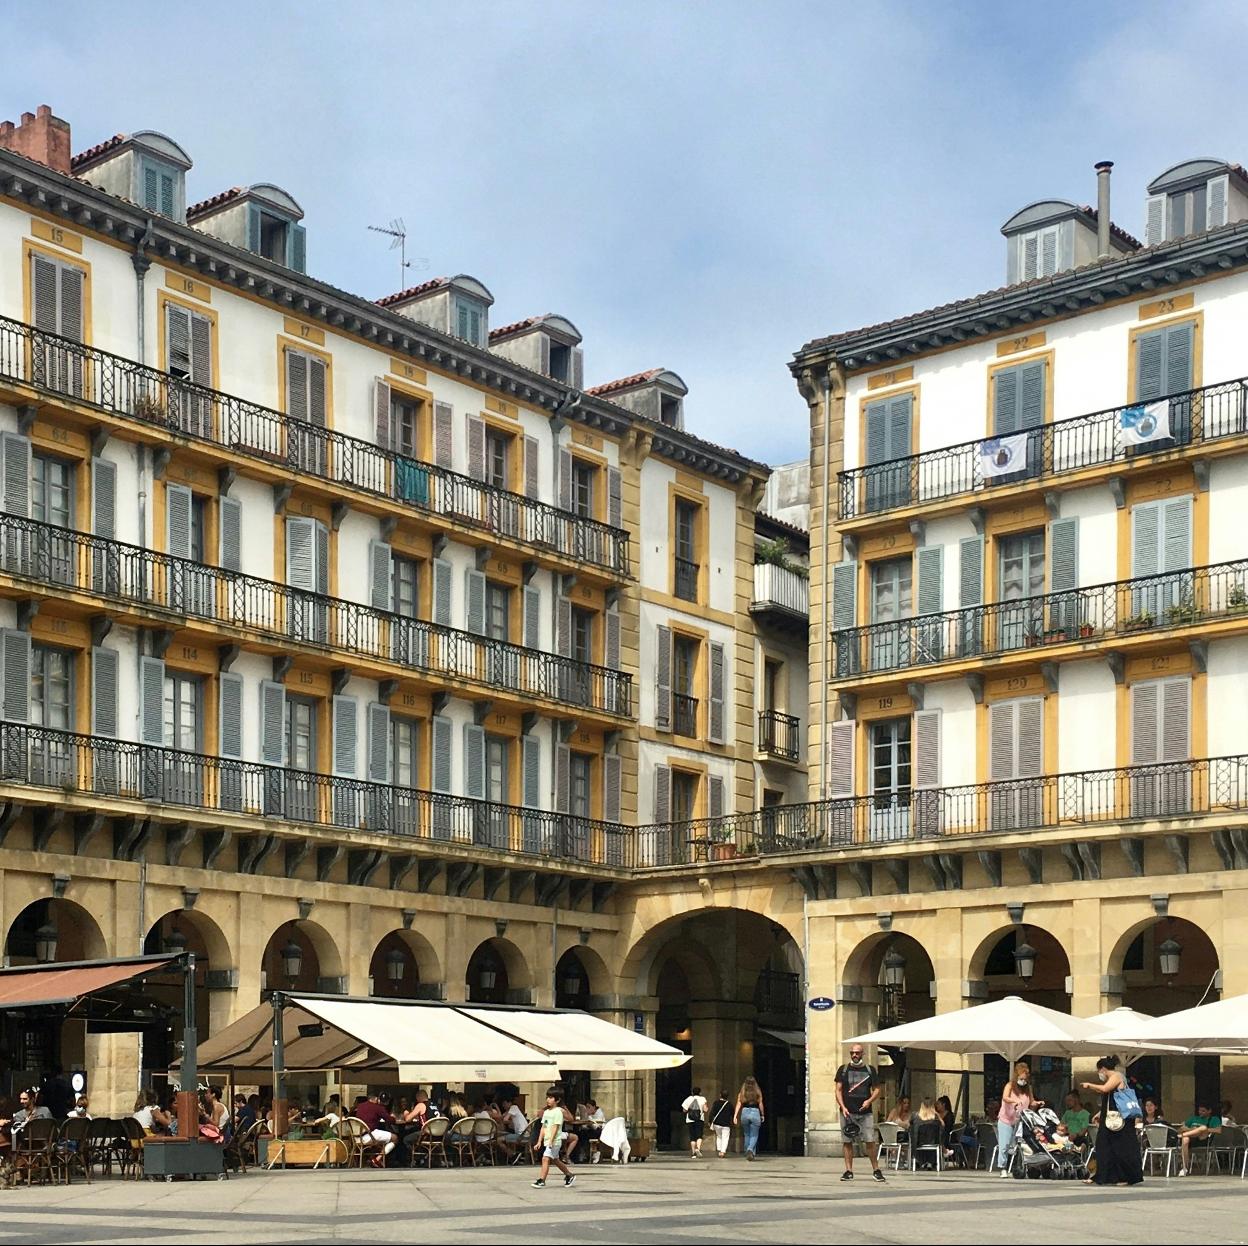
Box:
[142,1138,224,1179]
[263,1137,347,1168]
[711,843,738,861]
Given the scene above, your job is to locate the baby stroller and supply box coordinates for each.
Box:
[1009,1107,1081,1179]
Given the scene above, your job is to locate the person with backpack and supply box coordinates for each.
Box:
[709,1091,733,1157]
[681,1086,708,1158]
[835,1045,885,1182]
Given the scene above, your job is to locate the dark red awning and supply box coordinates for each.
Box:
[0,955,179,1008]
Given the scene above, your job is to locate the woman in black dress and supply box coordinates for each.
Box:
[1081,1056,1144,1186]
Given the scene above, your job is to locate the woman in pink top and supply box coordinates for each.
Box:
[996,1070,1035,1176]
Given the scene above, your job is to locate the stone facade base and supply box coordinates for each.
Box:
[805,1123,843,1158]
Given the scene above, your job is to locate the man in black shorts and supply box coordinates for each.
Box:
[835,1044,884,1182]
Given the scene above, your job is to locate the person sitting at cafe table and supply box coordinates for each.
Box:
[67,1095,91,1120]
[1062,1091,1091,1144]
[306,1095,342,1133]
[1178,1103,1223,1176]
[200,1085,231,1137]
[131,1091,170,1136]
[353,1093,399,1168]
[0,1088,52,1136]
[232,1093,257,1135]
[499,1096,529,1161]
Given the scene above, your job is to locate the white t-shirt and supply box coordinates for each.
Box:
[503,1105,528,1135]
[588,1107,605,1123]
[133,1106,157,1131]
[682,1095,708,1122]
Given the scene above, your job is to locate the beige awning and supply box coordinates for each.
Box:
[460,1005,689,1071]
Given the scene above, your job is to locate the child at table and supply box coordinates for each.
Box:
[531,1090,575,1188]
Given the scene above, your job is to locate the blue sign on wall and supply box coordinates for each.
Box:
[807,996,835,1012]
[633,1012,645,1033]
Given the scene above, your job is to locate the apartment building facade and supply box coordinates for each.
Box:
[0,107,782,1118]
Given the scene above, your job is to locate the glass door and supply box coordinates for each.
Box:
[870,718,911,841]
[285,696,318,823]
[870,558,912,671]
[998,531,1045,649]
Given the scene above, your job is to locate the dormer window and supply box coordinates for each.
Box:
[549,341,572,383]
[245,204,306,272]
[1015,225,1061,281]
[455,296,487,346]
[140,157,183,220]
[1145,160,1243,246]
[259,212,288,263]
[660,394,683,428]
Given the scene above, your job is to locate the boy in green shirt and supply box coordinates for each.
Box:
[532,1090,575,1188]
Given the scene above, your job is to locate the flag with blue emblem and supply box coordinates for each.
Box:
[1119,399,1170,446]
[979,432,1029,479]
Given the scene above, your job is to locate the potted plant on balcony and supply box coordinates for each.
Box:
[1121,610,1155,633]
[1078,621,1096,639]
[754,537,808,579]
[1165,593,1200,626]
[1023,625,1043,648]
[1229,584,1248,614]
[1043,624,1068,645]
[132,392,168,423]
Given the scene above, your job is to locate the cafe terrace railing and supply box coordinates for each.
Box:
[0,512,631,717]
[831,558,1248,680]
[0,314,629,576]
[838,376,1248,521]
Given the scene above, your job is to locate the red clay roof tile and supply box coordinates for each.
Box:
[584,369,664,397]
[376,277,449,306]
[69,133,125,170]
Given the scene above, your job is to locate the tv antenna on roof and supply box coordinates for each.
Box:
[368,218,428,288]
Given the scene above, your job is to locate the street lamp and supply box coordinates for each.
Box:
[1013,941,1037,982]
[479,964,497,991]
[561,966,584,997]
[34,923,58,964]
[164,925,188,955]
[281,939,303,982]
[1158,937,1182,977]
[385,947,406,984]
[882,949,906,991]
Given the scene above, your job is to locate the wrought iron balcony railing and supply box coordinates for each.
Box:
[831,558,1248,680]
[0,513,631,717]
[758,709,801,761]
[632,755,1248,865]
[674,556,700,602]
[838,376,1248,521]
[673,692,699,738]
[0,315,629,577]
[0,721,629,867]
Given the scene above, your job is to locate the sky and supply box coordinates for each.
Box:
[5,1,1246,465]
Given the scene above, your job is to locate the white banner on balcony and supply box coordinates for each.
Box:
[1119,399,1170,446]
[978,432,1029,478]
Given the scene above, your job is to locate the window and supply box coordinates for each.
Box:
[671,770,699,824]
[1017,225,1061,280]
[485,735,509,804]
[863,393,913,512]
[485,428,509,490]
[163,672,202,751]
[391,716,420,789]
[673,634,699,737]
[869,557,913,671]
[570,752,592,819]
[259,212,289,264]
[166,303,212,386]
[549,342,571,382]
[485,581,510,642]
[571,608,594,666]
[31,645,72,730]
[763,659,782,713]
[141,159,180,220]
[455,297,486,347]
[572,460,596,518]
[392,555,419,620]
[674,499,700,602]
[390,396,420,458]
[32,454,73,528]
[189,495,206,564]
[869,717,911,842]
[285,696,317,772]
[998,530,1045,648]
[660,394,682,428]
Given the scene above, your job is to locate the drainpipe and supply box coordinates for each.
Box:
[1095,161,1114,260]
[132,218,156,551]
[802,892,810,1154]
[819,372,833,795]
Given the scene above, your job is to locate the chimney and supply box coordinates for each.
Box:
[0,105,71,176]
[1095,160,1114,259]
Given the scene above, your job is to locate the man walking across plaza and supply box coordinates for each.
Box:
[835,1044,885,1183]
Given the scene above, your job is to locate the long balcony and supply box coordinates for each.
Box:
[0,722,629,869]
[0,315,629,578]
[837,377,1248,523]
[831,558,1248,683]
[634,754,1248,865]
[0,513,631,719]
[758,709,801,762]
[750,562,808,633]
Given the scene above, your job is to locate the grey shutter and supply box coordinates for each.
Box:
[58,264,83,342]
[218,496,241,571]
[708,641,725,744]
[466,415,485,481]
[332,695,358,778]
[607,467,622,528]
[1022,233,1039,281]
[958,536,983,607]
[309,521,327,595]
[654,624,672,730]
[913,709,941,789]
[993,365,1020,435]
[1017,698,1044,778]
[0,629,30,723]
[166,483,193,559]
[522,733,541,807]
[559,448,573,510]
[90,646,118,736]
[289,224,307,274]
[1132,502,1161,578]
[431,714,452,792]
[308,357,327,427]
[603,752,621,823]
[246,204,262,253]
[219,672,244,759]
[259,680,286,766]
[374,378,392,450]
[465,568,486,635]
[570,347,584,390]
[91,457,116,538]
[1145,195,1166,246]
[1163,496,1192,572]
[887,395,913,457]
[167,303,191,376]
[1040,228,1057,276]
[139,656,165,746]
[433,558,452,626]
[1,433,30,516]
[523,585,541,649]
[1019,360,1045,429]
[708,775,725,820]
[556,594,572,657]
[1161,678,1190,762]
[144,164,159,212]
[160,172,175,221]
[286,516,315,589]
[433,402,453,469]
[1136,330,1165,402]
[832,561,857,629]
[916,545,943,616]
[1131,681,1159,766]
[605,605,620,669]
[1048,517,1079,594]
[32,254,57,331]
[826,719,855,798]
[1164,322,1194,395]
[988,701,1016,781]
[190,311,211,386]
[366,702,391,784]
[463,723,485,799]
[864,400,888,464]
[1208,174,1229,229]
[286,349,308,421]
[524,436,540,498]
[369,540,392,611]
[653,764,671,822]
[554,742,570,813]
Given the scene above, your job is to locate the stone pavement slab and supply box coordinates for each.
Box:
[0,1156,1242,1244]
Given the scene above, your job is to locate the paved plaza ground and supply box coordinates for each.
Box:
[0,1155,1243,1245]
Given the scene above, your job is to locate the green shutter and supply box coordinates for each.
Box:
[654,625,672,730]
[708,642,725,744]
[369,541,392,611]
[366,702,391,785]
[259,680,286,766]
[218,497,242,572]
[1136,330,1165,402]
[522,733,541,807]
[332,695,358,778]
[463,723,485,799]
[219,672,244,759]
[1131,502,1161,578]
[958,537,983,607]
[139,656,165,746]
[465,569,486,635]
[916,545,943,616]
[0,629,30,724]
[431,715,453,793]
[993,366,1020,435]
[1162,497,1192,572]
[1164,323,1194,395]
[432,558,452,626]
[90,646,118,737]
[1048,518,1079,593]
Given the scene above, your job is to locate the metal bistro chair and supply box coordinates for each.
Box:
[1222,1124,1248,1176]
[973,1122,999,1171]
[471,1117,500,1166]
[58,1117,92,1183]
[1143,1122,1179,1177]
[1192,1124,1237,1175]
[10,1119,61,1186]
[445,1117,477,1167]
[876,1121,907,1171]
[909,1122,945,1172]
[409,1117,451,1168]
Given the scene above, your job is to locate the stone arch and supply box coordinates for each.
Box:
[968,923,1072,990]
[142,908,232,969]
[556,942,610,997]
[4,897,106,964]
[261,918,344,993]
[1106,913,1220,1012]
[369,928,441,998]
[465,936,532,1003]
[554,944,610,1008]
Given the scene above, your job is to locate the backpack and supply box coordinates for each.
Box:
[686,1099,704,1124]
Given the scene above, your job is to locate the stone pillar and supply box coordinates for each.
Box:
[1069,896,1104,1089]
[931,905,966,1112]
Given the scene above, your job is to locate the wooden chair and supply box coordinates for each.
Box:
[118,1118,147,1180]
[10,1119,60,1186]
[338,1117,385,1169]
[445,1117,477,1166]
[408,1117,450,1168]
[471,1118,499,1166]
[59,1117,92,1183]
[224,1119,262,1173]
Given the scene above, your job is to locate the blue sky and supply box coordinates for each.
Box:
[6,1,1243,464]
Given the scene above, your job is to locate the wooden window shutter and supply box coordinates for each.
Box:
[1039,227,1058,276]
[556,594,572,657]
[603,752,621,823]
[607,467,622,528]
[57,263,83,342]
[653,764,671,823]
[286,516,316,590]
[1136,329,1165,402]
[522,733,542,807]
[374,378,392,450]
[190,311,211,386]
[1145,195,1166,246]
[1019,360,1045,429]
[913,709,941,789]
[570,347,584,390]
[1164,322,1194,395]
[167,303,191,376]
[285,349,309,421]
[332,695,358,778]
[246,204,262,253]
[988,700,1016,781]
[1207,174,1229,229]
[1161,677,1190,761]
[555,742,571,813]
[993,365,1020,435]
[144,164,160,212]
[31,254,58,332]
[831,561,857,631]
[463,724,486,799]
[605,605,620,670]
[887,395,912,459]
[1162,496,1192,571]
[559,448,573,510]
[1021,232,1039,281]
[90,646,118,737]
[218,496,242,572]
[366,702,391,785]
[91,458,116,539]
[433,402,453,469]
[166,483,193,560]
[708,774,724,820]
[864,400,889,465]
[288,225,307,274]
[524,436,540,499]
[431,715,453,793]
[1131,680,1159,766]
[1048,517,1079,594]
[523,585,541,649]
[219,672,244,760]
[0,629,31,724]
[654,624,672,730]
[432,558,452,627]
[916,545,943,617]
[369,540,392,611]
[1131,501,1161,579]
[308,357,327,427]
[465,568,487,635]
[708,641,726,744]
[259,680,286,767]
[466,414,486,482]
[139,656,165,746]
[958,536,983,607]
[1,433,31,517]
[825,719,855,799]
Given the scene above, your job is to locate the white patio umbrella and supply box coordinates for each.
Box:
[1095,991,1248,1054]
[846,995,1106,1063]
[1079,1006,1164,1064]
